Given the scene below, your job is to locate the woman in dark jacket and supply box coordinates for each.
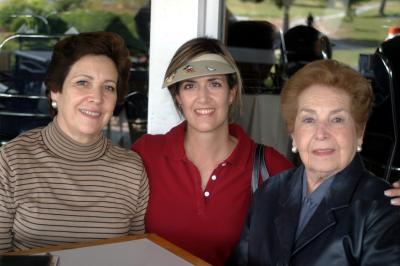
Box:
[230,59,400,265]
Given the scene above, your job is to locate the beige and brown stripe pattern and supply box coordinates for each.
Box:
[0,121,149,254]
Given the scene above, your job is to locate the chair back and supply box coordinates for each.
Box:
[362,35,400,181]
[227,20,286,94]
[0,34,63,146]
[284,25,332,76]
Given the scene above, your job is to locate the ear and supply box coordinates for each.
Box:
[175,93,182,106]
[291,134,296,147]
[228,85,237,104]
[50,90,60,102]
[357,125,366,146]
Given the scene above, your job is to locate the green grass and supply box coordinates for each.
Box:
[227,0,400,68]
[332,48,376,68]
[330,2,400,67]
[227,0,347,20]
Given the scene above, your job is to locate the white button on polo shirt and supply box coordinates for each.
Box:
[204,191,210,197]
[211,175,217,181]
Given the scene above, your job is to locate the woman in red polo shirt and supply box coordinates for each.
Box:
[132,37,400,265]
[132,37,293,265]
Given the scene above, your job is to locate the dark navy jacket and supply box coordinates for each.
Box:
[228,155,400,266]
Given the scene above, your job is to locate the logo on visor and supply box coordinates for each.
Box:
[206,66,216,72]
[183,65,194,73]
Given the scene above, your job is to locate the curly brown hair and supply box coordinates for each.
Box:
[45,31,131,116]
[281,59,374,136]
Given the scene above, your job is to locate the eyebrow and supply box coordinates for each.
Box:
[183,76,225,83]
[72,74,117,84]
[298,108,349,114]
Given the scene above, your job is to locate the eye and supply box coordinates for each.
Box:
[210,81,222,88]
[331,116,345,123]
[302,117,315,124]
[182,83,195,90]
[76,80,88,87]
[104,84,116,93]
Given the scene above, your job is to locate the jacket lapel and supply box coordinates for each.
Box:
[292,198,336,255]
[292,155,365,256]
[273,166,303,259]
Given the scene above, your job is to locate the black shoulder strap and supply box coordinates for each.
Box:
[251,144,270,193]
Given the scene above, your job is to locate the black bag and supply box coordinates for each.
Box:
[251,144,270,193]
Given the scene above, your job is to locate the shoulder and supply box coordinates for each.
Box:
[355,173,400,236]
[131,132,166,155]
[108,142,144,166]
[131,122,184,155]
[256,167,297,198]
[1,127,44,154]
[355,170,393,202]
[263,145,294,175]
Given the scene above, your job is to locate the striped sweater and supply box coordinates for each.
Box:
[0,121,149,254]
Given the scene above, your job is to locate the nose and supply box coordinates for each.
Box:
[89,87,103,103]
[315,122,329,140]
[197,84,210,101]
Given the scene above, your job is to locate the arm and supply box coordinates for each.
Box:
[129,163,149,235]
[360,200,400,265]
[0,150,15,253]
[384,181,400,206]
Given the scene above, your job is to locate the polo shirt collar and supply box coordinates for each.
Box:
[162,121,254,167]
[163,121,187,160]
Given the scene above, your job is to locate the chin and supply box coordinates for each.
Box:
[78,127,102,137]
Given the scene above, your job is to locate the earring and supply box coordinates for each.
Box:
[356,145,362,152]
[51,101,57,109]
[291,145,297,153]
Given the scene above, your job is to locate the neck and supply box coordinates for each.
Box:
[306,170,335,193]
[54,117,101,145]
[184,123,236,164]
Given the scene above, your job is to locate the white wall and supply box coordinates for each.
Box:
[147,0,225,134]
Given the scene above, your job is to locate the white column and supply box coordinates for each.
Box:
[147,0,225,134]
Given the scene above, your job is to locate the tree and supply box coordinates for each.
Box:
[274,0,295,32]
[379,0,387,16]
[239,0,295,32]
[53,0,87,12]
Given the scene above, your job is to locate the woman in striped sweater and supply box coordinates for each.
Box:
[0,32,149,254]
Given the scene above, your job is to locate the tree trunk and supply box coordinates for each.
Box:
[326,0,335,8]
[379,0,387,16]
[283,4,290,32]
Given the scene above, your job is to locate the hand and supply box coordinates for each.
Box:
[384,181,400,206]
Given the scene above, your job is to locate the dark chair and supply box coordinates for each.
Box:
[227,20,285,94]
[361,35,400,182]
[124,91,147,143]
[284,25,332,77]
[0,34,60,146]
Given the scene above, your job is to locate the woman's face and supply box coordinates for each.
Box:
[51,54,118,144]
[175,74,236,134]
[292,85,363,180]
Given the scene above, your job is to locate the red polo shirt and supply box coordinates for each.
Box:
[132,122,293,265]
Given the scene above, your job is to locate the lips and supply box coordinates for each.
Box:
[195,108,215,115]
[312,148,335,156]
[79,108,101,117]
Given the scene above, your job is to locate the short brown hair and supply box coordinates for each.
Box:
[164,37,243,121]
[45,31,131,116]
[281,59,374,136]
